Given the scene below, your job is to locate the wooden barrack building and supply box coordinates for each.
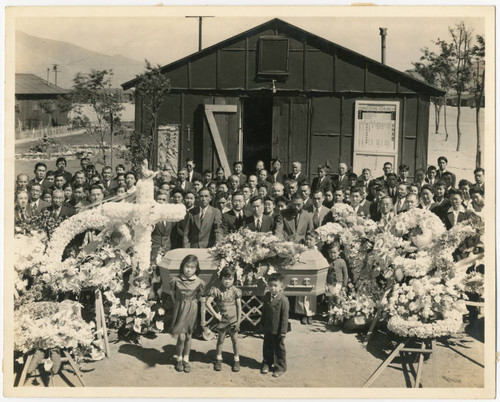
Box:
[122,18,445,180]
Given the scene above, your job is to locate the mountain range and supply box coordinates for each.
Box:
[16,31,145,89]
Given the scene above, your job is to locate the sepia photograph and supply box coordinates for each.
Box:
[3,4,496,398]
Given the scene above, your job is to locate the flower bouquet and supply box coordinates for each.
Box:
[209,228,308,289]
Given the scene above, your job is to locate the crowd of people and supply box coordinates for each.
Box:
[13,154,485,376]
[14,155,485,236]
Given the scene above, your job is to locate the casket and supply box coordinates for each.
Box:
[157,248,329,297]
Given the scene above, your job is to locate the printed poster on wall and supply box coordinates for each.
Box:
[354,101,399,152]
[352,100,400,175]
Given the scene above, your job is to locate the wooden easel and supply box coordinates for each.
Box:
[18,350,86,387]
[362,338,436,388]
[95,289,110,357]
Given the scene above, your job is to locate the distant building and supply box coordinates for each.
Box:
[15,73,70,130]
[446,92,484,108]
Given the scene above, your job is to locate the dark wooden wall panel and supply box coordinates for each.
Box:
[311,96,340,134]
[218,50,246,89]
[287,51,304,89]
[415,97,429,171]
[403,137,417,171]
[167,65,188,89]
[404,97,418,138]
[248,29,276,49]
[272,98,290,174]
[158,93,181,125]
[289,98,309,175]
[182,94,205,168]
[366,68,398,93]
[310,134,340,176]
[341,96,355,135]
[335,56,364,92]
[305,51,334,91]
[190,53,217,89]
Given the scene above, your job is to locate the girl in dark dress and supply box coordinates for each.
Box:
[169,254,205,373]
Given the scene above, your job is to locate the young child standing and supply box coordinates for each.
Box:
[205,266,242,372]
[325,241,349,325]
[169,254,206,373]
[261,273,289,378]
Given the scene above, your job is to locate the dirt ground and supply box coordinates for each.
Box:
[22,316,484,389]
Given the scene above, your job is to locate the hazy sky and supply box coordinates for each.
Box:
[15,15,485,72]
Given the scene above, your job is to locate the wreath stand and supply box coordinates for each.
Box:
[17,350,86,387]
[94,289,111,357]
[362,338,436,388]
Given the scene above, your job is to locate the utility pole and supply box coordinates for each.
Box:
[379,28,388,65]
[46,68,50,85]
[52,64,60,86]
[186,16,214,51]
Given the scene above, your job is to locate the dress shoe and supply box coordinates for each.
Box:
[260,363,269,374]
[175,360,183,372]
[232,361,240,372]
[307,316,314,325]
[300,316,307,325]
[214,360,222,371]
[183,361,191,373]
[272,370,285,378]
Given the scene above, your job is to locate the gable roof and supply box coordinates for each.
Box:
[16,73,70,95]
[122,18,445,96]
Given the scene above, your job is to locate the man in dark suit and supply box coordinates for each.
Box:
[350,187,371,219]
[276,193,315,324]
[28,183,50,215]
[311,190,331,229]
[55,157,73,185]
[376,161,394,183]
[221,191,250,235]
[385,173,399,203]
[42,189,75,219]
[473,167,485,191]
[186,159,203,183]
[15,191,33,224]
[311,165,333,194]
[299,182,314,213]
[268,158,285,184]
[258,169,273,193]
[183,188,222,248]
[242,196,275,233]
[232,161,247,186]
[176,168,194,192]
[331,162,349,190]
[28,162,52,190]
[443,189,474,230]
[151,191,173,262]
[436,156,457,188]
[101,166,118,196]
[287,161,307,186]
[274,192,313,243]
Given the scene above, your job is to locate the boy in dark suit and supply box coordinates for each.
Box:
[261,273,289,378]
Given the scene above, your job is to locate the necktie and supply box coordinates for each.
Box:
[295,213,300,230]
[256,219,261,232]
[200,208,205,223]
[236,212,242,228]
[313,209,320,228]
[21,210,26,221]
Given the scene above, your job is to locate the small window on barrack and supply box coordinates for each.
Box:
[258,36,289,77]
